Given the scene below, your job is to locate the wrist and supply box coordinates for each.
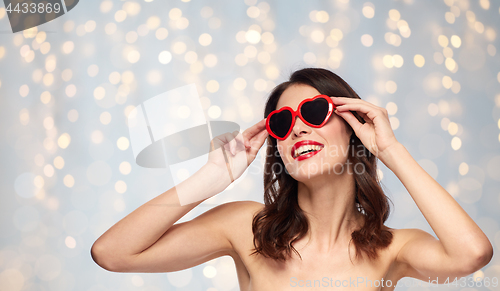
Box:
[377,142,407,168]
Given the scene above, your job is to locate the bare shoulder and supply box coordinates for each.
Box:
[387,227,435,255]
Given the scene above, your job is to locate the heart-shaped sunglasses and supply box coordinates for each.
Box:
[266,94,336,140]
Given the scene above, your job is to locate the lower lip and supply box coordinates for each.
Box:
[295,148,323,161]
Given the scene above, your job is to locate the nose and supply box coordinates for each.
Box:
[291,116,311,138]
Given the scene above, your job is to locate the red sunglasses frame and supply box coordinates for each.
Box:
[266,94,336,140]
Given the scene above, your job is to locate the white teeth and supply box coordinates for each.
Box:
[294,145,323,157]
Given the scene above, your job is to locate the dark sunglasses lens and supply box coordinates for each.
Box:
[269,110,293,138]
[301,97,329,125]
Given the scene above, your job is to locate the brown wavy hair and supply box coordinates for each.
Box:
[251,68,393,262]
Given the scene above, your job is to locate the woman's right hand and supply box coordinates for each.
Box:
[207,118,268,184]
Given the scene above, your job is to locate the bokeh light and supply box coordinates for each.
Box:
[0,1,499,291]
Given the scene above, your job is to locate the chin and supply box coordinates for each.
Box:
[283,155,349,181]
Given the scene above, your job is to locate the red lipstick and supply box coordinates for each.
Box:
[291,140,324,161]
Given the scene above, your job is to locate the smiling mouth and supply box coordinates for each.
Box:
[291,140,325,160]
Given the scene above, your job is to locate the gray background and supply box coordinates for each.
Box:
[0,0,499,290]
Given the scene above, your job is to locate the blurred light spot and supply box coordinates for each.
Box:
[62,40,75,54]
[389,9,400,21]
[203,265,217,278]
[207,80,219,93]
[362,3,375,18]
[303,52,316,64]
[105,23,117,35]
[448,122,458,135]
[257,51,271,64]
[0,269,24,291]
[100,0,113,13]
[244,45,257,58]
[445,58,456,71]
[68,109,78,122]
[159,51,173,64]
[44,164,54,177]
[261,32,274,44]
[127,50,140,63]
[443,47,453,58]
[94,86,105,100]
[414,54,425,67]
[386,102,398,115]
[62,69,72,81]
[65,236,76,248]
[54,156,65,169]
[479,0,490,10]
[266,65,280,80]
[147,16,161,30]
[58,133,71,149]
[389,117,399,130]
[442,75,453,89]
[184,51,198,64]
[19,84,29,97]
[459,162,469,175]
[233,78,247,90]
[487,44,496,56]
[385,80,397,94]
[485,27,496,41]
[115,10,127,22]
[208,106,221,119]
[64,175,75,188]
[131,275,144,287]
[247,6,260,18]
[19,108,29,125]
[451,136,462,150]
[91,130,104,144]
[65,84,77,97]
[234,54,248,66]
[246,30,261,44]
[167,269,192,287]
[361,34,373,47]
[427,103,439,116]
[450,35,461,48]
[119,161,132,175]
[85,20,96,32]
[475,21,484,33]
[115,180,127,194]
[438,35,449,47]
[445,12,455,24]
[172,42,187,54]
[43,73,54,86]
[147,70,162,85]
[199,33,212,46]
[117,137,130,150]
[330,28,343,41]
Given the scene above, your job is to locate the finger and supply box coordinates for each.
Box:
[335,103,382,122]
[330,97,379,110]
[247,129,268,162]
[224,132,237,155]
[242,118,267,141]
[334,110,364,132]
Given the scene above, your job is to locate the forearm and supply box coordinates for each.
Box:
[379,143,492,260]
[92,163,228,260]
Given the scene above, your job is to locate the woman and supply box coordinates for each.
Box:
[91,68,493,290]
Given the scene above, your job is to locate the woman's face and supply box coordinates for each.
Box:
[275,84,353,182]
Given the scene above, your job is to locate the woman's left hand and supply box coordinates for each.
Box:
[331,96,400,158]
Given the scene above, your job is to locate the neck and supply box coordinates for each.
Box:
[297,170,364,253]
